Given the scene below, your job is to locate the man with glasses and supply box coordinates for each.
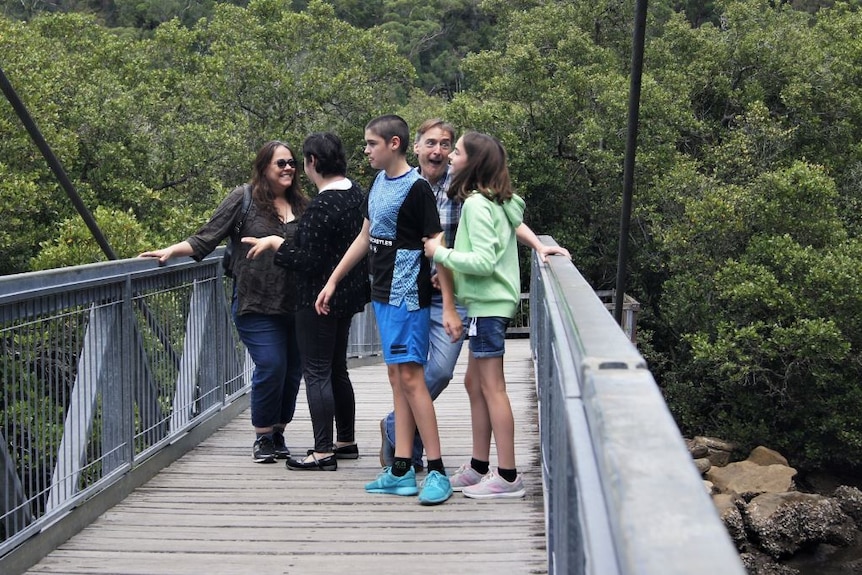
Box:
[378,119,571,473]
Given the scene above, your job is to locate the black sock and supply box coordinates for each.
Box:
[471,458,490,475]
[256,432,274,441]
[498,467,517,483]
[427,458,445,475]
[392,458,411,477]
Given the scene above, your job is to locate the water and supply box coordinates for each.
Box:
[783,533,862,574]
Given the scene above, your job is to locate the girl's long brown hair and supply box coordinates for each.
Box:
[249,140,308,220]
[448,132,514,205]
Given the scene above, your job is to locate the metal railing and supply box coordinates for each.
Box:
[2,240,748,575]
[530,237,745,575]
[509,290,640,343]
[0,250,380,563]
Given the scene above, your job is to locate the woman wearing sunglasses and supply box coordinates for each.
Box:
[139,140,308,465]
[244,132,370,471]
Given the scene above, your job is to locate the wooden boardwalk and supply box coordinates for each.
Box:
[26,339,547,575]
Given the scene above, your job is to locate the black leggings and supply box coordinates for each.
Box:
[295,307,356,452]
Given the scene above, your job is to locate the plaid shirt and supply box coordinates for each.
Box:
[426,166,460,248]
[420,166,460,285]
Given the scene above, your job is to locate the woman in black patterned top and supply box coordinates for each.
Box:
[140,141,308,464]
[245,132,370,471]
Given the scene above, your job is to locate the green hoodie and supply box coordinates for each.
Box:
[433,191,526,319]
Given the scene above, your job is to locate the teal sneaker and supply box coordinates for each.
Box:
[365,467,419,496]
[418,470,453,505]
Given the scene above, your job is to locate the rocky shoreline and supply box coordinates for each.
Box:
[688,437,862,575]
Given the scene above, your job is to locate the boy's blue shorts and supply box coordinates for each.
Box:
[373,300,430,365]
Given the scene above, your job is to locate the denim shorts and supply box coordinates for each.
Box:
[467,316,509,359]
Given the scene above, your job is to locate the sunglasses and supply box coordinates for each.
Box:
[275,158,297,169]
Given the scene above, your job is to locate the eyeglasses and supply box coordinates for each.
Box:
[275,158,297,169]
[422,139,452,151]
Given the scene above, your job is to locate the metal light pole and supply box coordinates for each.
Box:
[614,0,648,325]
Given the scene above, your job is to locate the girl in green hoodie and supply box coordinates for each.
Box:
[423,132,526,499]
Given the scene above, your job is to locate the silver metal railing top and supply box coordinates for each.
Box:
[529,236,745,575]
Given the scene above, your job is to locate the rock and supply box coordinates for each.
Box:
[832,485,862,527]
[704,480,717,494]
[714,493,747,546]
[686,437,709,459]
[740,550,800,574]
[706,460,797,498]
[742,492,856,558]
[695,457,712,475]
[748,446,789,467]
[694,436,738,452]
[693,435,737,467]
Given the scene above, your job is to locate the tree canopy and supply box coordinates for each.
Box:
[1,0,414,270]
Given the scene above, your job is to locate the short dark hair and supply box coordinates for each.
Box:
[303,132,347,177]
[365,114,409,154]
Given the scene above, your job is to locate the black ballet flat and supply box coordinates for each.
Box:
[286,453,337,471]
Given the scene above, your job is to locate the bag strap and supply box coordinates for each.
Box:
[232,184,253,238]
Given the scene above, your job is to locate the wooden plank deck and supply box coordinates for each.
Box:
[25,339,547,575]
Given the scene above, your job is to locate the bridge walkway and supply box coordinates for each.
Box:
[24,339,546,575]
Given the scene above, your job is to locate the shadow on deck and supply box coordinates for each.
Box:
[24,339,546,575]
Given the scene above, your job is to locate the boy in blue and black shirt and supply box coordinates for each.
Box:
[316,115,462,505]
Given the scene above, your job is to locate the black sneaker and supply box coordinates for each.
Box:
[272,431,290,459]
[253,436,277,463]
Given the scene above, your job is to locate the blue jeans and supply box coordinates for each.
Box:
[233,303,302,430]
[383,293,467,466]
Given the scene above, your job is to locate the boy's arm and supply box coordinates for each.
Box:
[515,223,571,263]
[315,219,370,315]
[431,235,463,342]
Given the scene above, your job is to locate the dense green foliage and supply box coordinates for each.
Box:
[2,0,862,473]
[1,0,414,272]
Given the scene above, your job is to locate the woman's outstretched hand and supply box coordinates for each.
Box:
[242,235,284,259]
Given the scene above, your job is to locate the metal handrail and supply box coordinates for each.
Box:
[530,236,745,575]
[1,241,747,575]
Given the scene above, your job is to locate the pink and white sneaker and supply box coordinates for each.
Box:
[449,463,486,492]
[462,469,526,499]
